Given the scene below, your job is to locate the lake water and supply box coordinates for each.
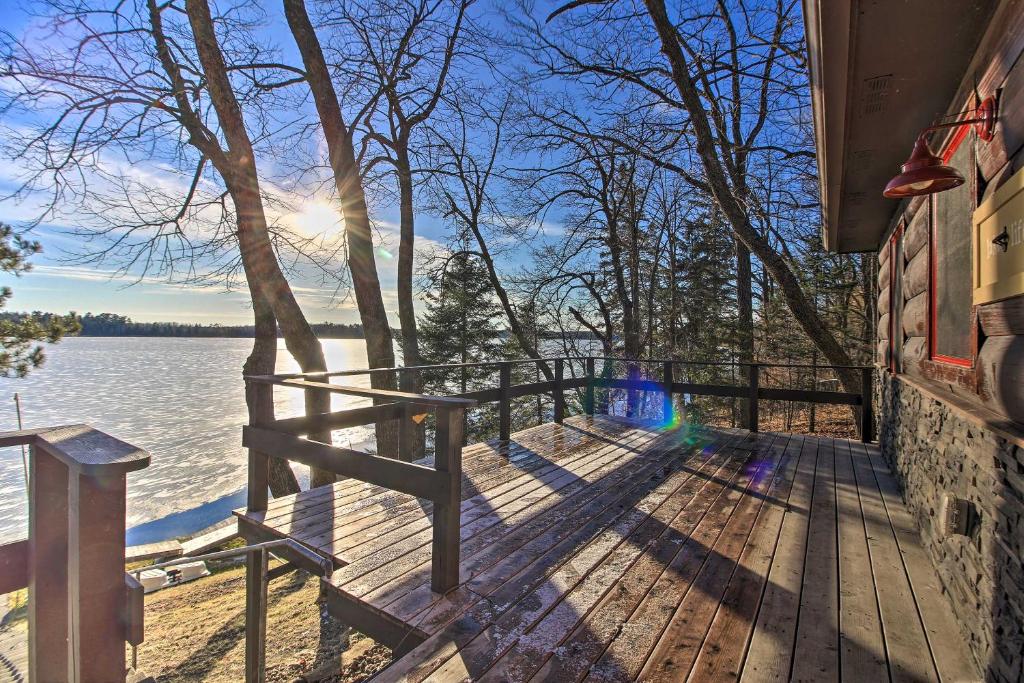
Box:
[0,337,380,544]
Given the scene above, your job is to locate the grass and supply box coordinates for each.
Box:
[130,562,391,682]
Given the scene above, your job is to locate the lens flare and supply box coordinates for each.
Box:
[377,247,394,260]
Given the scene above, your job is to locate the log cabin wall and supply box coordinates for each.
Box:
[874,5,1024,680]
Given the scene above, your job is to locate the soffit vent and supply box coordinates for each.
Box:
[861,75,892,116]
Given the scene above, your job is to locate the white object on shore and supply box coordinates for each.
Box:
[164,561,209,587]
[139,569,168,594]
[138,561,210,594]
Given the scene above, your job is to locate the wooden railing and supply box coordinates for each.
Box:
[266,357,873,438]
[244,375,476,594]
[0,425,150,682]
[244,358,872,588]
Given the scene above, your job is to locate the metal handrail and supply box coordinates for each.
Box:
[129,538,333,671]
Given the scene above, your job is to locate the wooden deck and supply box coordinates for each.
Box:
[236,414,980,682]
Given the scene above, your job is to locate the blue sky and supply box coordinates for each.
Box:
[0,1,543,325]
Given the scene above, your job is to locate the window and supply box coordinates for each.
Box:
[930,126,976,366]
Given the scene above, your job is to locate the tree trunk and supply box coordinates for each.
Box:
[395,146,421,380]
[282,0,401,457]
[395,145,426,458]
[243,286,300,497]
[185,0,335,486]
[735,239,755,428]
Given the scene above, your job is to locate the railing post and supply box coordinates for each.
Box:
[398,402,414,460]
[554,358,565,423]
[5,427,146,682]
[432,406,463,593]
[499,362,511,441]
[584,357,595,416]
[245,377,269,514]
[67,469,129,681]
[748,364,760,433]
[245,546,269,683]
[662,361,674,423]
[244,379,270,683]
[28,445,69,682]
[861,367,875,443]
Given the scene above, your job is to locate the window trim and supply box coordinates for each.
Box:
[928,123,975,368]
[888,222,903,374]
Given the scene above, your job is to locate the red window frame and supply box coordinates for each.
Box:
[928,123,974,368]
[887,223,902,373]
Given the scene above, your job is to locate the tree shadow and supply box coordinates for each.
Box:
[375,418,942,682]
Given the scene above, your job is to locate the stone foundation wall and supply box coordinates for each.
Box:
[878,372,1024,682]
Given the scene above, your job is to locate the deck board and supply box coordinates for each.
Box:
[234,415,981,682]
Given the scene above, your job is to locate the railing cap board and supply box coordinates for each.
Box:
[247,357,554,381]
[245,376,477,408]
[0,424,150,475]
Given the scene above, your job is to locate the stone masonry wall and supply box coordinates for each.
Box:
[878,372,1024,682]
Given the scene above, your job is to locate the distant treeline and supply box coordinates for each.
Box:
[0,312,366,338]
[0,312,596,340]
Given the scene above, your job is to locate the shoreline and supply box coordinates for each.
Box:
[125,487,246,546]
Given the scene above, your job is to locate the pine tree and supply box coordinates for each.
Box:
[419,251,504,441]
[0,223,78,377]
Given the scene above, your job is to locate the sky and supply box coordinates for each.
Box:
[0,0,540,325]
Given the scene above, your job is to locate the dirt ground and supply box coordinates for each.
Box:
[131,563,391,683]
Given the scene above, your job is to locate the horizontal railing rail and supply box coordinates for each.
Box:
[259,357,874,381]
[245,375,476,408]
[250,356,873,454]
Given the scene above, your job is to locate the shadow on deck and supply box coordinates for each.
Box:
[236,415,980,682]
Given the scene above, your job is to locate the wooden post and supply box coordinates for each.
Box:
[245,387,270,683]
[245,547,269,683]
[245,378,270,514]
[553,358,565,423]
[662,361,674,423]
[28,445,68,683]
[584,357,595,416]
[748,364,760,433]
[499,362,511,441]
[432,406,463,593]
[861,367,875,443]
[398,402,414,460]
[247,448,269,514]
[67,470,128,682]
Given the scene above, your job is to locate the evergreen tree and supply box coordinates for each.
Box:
[0,223,77,377]
[419,250,504,442]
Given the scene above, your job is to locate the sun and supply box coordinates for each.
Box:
[287,200,344,237]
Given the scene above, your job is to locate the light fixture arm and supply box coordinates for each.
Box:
[919,96,998,142]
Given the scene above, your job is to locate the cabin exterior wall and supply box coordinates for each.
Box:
[877,375,1023,681]
[874,5,1024,680]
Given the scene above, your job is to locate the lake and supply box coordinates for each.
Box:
[0,337,380,544]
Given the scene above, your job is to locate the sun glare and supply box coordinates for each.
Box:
[288,200,343,237]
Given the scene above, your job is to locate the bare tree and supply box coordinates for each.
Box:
[328,0,474,390]
[282,0,402,458]
[423,94,553,376]
[0,0,344,490]
[520,0,861,396]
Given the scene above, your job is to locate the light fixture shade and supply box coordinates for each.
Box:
[883,135,966,198]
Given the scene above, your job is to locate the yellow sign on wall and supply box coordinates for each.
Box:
[974,166,1024,305]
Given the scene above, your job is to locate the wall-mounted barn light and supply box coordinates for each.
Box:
[883,96,998,198]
